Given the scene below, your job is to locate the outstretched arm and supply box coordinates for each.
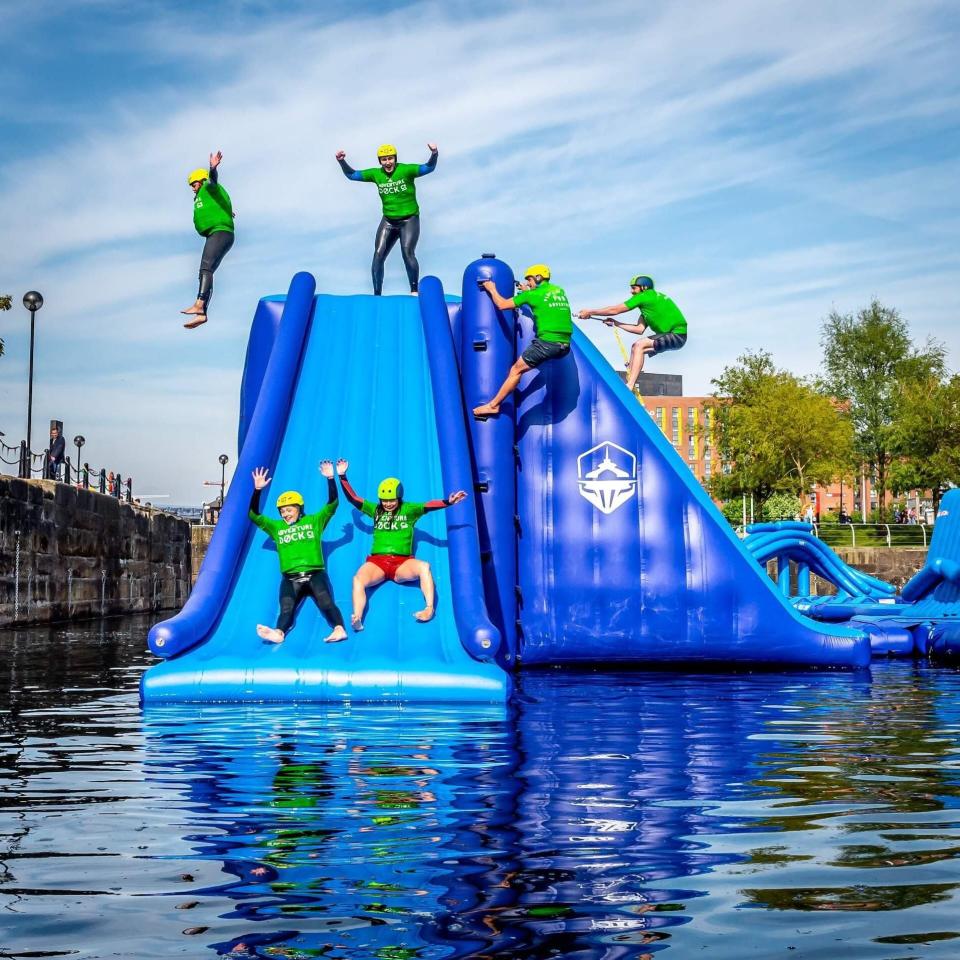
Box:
[479,280,515,311]
[249,466,271,515]
[208,150,222,185]
[577,302,630,319]
[424,490,468,513]
[319,460,338,505]
[416,142,439,177]
[335,150,364,181]
[337,460,365,509]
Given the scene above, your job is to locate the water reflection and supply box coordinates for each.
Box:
[3,621,960,958]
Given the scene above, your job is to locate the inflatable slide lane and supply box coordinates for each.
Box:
[142,274,508,703]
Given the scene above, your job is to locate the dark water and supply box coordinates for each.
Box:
[3,618,960,958]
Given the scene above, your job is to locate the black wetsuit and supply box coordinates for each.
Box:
[195,166,235,312]
[338,151,437,295]
[249,482,345,635]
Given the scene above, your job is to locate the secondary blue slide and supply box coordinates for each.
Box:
[143,261,869,704]
[143,274,508,702]
[458,257,868,668]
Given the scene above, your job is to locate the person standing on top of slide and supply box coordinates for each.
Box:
[335,142,438,295]
[338,464,467,629]
[248,459,348,645]
[578,276,687,393]
[472,265,573,420]
[182,151,235,330]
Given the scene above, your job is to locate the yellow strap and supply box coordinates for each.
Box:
[613,327,643,401]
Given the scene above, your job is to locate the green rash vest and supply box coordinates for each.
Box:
[359,163,425,219]
[624,289,687,336]
[250,502,337,575]
[513,282,573,343]
[360,500,427,556]
[193,181,235,237]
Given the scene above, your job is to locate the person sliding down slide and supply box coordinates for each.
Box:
[578,275,687,393]
[335,142,438,295]
[248,460,348,645]
[338,466,467,629]
[472,265,573,419]
[182,151,235,329]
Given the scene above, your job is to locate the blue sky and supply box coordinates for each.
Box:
[1,0,958,503]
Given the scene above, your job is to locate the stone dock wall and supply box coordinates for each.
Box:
[0,475,192,627]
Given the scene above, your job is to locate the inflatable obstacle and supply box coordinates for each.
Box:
[142,259,868,703]
[743,493,960,659]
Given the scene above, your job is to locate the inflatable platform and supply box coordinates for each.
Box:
[142,258,868,703]
[744,495,960,659]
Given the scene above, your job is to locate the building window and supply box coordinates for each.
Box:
[655,407,665,434]
[687,407,696,430]
[687,435,696,459]
[704,445,712,461]
[671,408,680,444]
[704,461,712,479]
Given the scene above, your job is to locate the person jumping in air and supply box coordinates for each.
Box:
[249,459,348,645]
[472,264,573,419]
[577,276,687,393]
[335,142,438,295]
[182,151,235,330]
[338,465,467,629]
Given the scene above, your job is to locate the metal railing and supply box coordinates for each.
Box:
[738,520,930,548]
[1,438,133,502]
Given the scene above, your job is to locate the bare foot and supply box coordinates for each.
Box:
[414,606,435,623]
[350,612,364,632]
[257,624,285,644]
[181,302,204,315]
[324,625,348,643]
[184,314,208,329]
[473,403,499,420]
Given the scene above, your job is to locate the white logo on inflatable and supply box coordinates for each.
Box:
[577,441,637,514]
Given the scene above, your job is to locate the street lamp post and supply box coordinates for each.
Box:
[74,435,85,487]
[22,291,44,477]
[218,454,229,507]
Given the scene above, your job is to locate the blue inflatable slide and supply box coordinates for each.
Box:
[743,496,960,659]
[142,258,868,703]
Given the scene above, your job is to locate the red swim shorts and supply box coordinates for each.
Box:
[367,554,413,581]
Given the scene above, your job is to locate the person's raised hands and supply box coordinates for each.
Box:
[427,142,438,152]
[447,490,468,505]
[209,150,223,169]
[252,467,271,490]
[319,460,334,478]
[335,150,347,161]
[336,458,349,475]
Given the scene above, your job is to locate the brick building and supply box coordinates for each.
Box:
[625,373,932,521]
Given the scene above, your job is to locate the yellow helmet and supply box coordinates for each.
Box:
[276,490,304,510]
[524,264,551,281]
[187,168,209,185]
[376,144,398,159]
[377,477,403,500]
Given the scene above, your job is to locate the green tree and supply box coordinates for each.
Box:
[706,350,856,504]
[761,491,802,521]
[890,374,960,513]
[0,293,10,356]
[821,301,945,519]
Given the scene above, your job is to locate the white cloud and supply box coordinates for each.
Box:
[1,0,958,500]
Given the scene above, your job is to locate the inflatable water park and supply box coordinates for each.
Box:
[141,254,925,704]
